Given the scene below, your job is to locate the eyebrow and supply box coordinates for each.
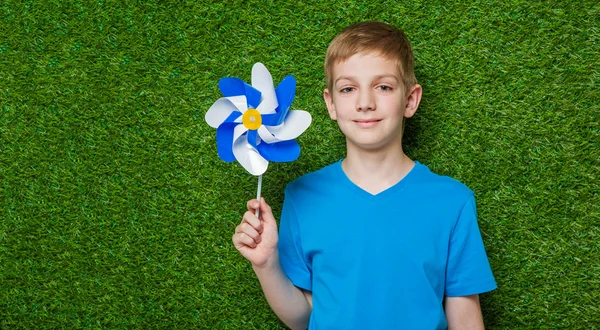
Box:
[334,74,399,84]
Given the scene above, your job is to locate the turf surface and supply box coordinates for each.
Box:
[1,0,598,328]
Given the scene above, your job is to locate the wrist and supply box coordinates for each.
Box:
[252,250,280,273]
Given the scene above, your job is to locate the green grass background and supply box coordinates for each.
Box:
[1,0,598,328]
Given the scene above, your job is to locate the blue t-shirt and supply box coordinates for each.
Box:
[278,160,497,329]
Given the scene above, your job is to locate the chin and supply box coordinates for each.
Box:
[345,132,404,151]
[346,139,391,152]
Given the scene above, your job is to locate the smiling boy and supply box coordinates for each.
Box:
[232,21,497,329]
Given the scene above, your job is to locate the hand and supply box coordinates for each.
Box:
[232,198,279,268]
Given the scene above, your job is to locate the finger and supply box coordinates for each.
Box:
[239,222,262,243]
[232,232,251,248]
[246,199,260,212]
[259,197,275,224]
[233,232,258,248]
[234,223,245,234]
[242,211,264,233]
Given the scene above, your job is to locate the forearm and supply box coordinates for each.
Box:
[253,251,312,330]
[445,295,484,330]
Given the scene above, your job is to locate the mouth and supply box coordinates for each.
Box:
[353,119,381,128]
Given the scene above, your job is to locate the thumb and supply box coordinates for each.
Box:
[259,197,276,224]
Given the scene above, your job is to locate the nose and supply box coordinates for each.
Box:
[357,89,375,112]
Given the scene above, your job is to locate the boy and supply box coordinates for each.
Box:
[232,21,496,329]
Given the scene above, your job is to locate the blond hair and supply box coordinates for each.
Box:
[324,21,416,92]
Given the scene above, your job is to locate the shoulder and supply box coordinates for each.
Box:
[410,161,474,205]
[285,160,342,194]
[282,160,345,210]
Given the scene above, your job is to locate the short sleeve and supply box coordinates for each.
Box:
[445,195,497,297]
[278,188,312,291]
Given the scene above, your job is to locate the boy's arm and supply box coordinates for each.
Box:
[253,253,312,330]
[303,289,313,308]
[233,198,312,330]
[444,295,485,330]
[444,195,496,329]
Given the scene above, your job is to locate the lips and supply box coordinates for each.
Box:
[353,119,381,128]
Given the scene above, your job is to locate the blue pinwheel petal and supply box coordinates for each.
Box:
[218,77,262,109]
[261,113,280,126]
[256,140,300,162]
[274,75,296,125]
[216,122,238,162]
[247,130,258,147]
[219,77,246,97]
[223,111,241,123]
[244,83,262,109]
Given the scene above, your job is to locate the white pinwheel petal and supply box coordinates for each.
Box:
[205,98,239,128]
[265,110,312,141]
[233,124,248,142]
[232,134,268,176]
[252,63,277,114]
[227,95,248,112]
[257,126,279,143]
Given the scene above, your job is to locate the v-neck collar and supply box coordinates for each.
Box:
[334,159,422,201]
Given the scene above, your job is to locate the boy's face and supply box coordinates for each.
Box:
[324,52,421,152]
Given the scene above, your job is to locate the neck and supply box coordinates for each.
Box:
[342,138,415,195]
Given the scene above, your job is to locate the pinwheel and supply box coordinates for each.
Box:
[205,63,311,210]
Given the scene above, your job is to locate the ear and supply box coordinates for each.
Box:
[404,84,422,118]
[324,88,337,120]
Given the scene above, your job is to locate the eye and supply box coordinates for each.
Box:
[340,87,355,93]
[377,85,393,92]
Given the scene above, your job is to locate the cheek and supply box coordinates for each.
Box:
[328,104,344,123]
[332,97,353,115]
[382,98,404,116]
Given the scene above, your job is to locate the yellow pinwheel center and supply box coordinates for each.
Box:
[242,109,262,130]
